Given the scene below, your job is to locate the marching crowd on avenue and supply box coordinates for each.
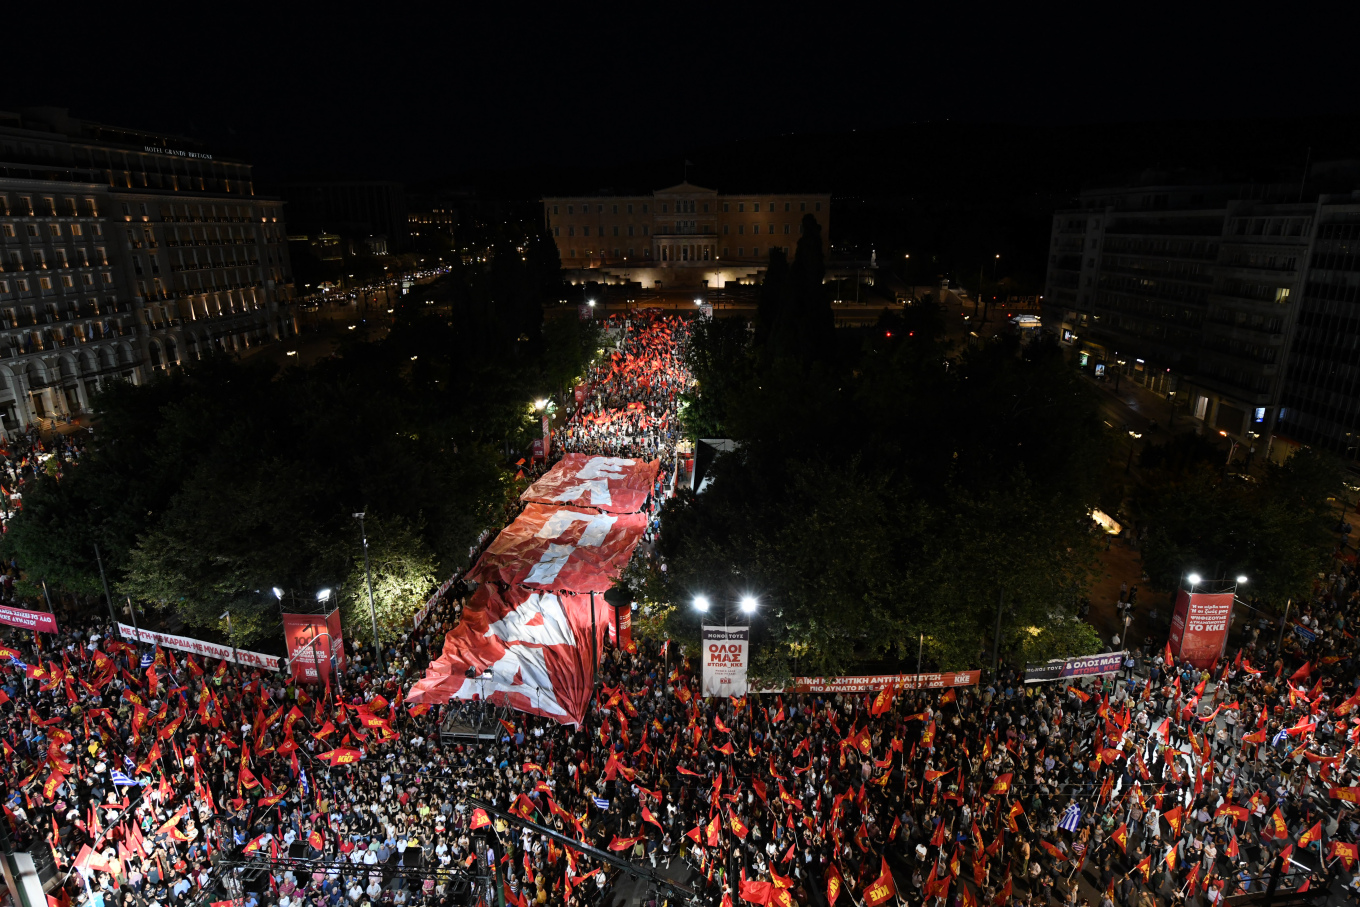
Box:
[1,312,1358,907]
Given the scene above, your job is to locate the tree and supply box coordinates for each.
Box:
[341,514,439,644]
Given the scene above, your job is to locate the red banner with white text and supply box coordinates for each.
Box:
[405,584,611,726]
[520,453,660,514]
[0,604,58,634]
[282,611,346,684]
[789,670,981,694]
[1168,589,1234,669]
[466,503,646,593]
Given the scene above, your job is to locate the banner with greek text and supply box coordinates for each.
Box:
[0,604,58,634]
[701,625,749,698]
[116,623,280,671]
[789,670,980,694]
[1024,650,1126,683]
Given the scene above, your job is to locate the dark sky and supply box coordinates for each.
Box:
[5,3,1359,183]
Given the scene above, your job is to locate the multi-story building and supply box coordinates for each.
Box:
[0,107,295,428]
[1044,167,1360,462]
[542,182,831,288]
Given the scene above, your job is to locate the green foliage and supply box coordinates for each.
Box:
[342,515,440,644]
[679,316,755,439]
[648,327,1112,677]
[1135,444,1341,606]
[1013,619,1103,667]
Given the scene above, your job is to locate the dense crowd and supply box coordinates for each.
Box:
[4,317,1360,907]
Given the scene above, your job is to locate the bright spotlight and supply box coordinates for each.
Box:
[272,587,284,600]
[1236,575,1248,584]
[693,596,710,612]
[317,588,332,602]
[1187,574,1201,586]
[740,596,758,614]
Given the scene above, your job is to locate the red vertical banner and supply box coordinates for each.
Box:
[614,602,633,651]
[282,612,347,684]
[574,384,586,404]
[1168,590,1234,669]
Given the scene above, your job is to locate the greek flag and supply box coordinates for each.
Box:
[123,756,136,770]
[299,767,310,796]
[1271,727,1289,747]
[1058,803,1082,832]
[592,797,610,811]
[10,657,27,670]
[111,770,146,787]
[140,653,154,669]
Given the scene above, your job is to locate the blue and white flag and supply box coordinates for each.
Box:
[140,653,154,669]
[1058,803,1082,832]
[123,755,136,770]
[299,767,310,796]
[110,770,147,787]
[10,657,27,670]
[592,797,610,811]
[1271,727,1289,747]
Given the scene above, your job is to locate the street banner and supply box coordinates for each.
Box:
[701,625,749,698]
[406,584,611,726]
[116,623,279,671]
[281,611,346,684]
[0,604,58,634]
[1168,589,1234,669]
[789,670,980,694]
[413,573,460,630]
[467,503,646,593]
[574,384,587,404]
[520,454,661,514]
[1024,651,1126,684]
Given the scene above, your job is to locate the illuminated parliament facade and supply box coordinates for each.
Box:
[542,183,830,288]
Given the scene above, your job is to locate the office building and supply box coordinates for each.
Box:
[1044,166,1360,462]
[0,107,295,428]
[542,183,831,288]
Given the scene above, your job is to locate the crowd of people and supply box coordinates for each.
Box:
[2,313,1359,907]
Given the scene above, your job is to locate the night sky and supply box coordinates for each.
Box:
[5,5,1358,183]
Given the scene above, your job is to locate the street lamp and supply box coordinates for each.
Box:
[740,596,758,614]
[352,513,384,673]
[1236,575,1249,585]
[272,587,284,601]
[1187,573,1202,586]
[693,595,710,613]
[534,398,547,411]
[317,588,332,603]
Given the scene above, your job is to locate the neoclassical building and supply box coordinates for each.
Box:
[0,107,295,429]
[542,182,830,288]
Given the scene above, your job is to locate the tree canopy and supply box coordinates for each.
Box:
[648,276,1112,680]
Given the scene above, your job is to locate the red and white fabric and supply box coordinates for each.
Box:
[519,454,659,514]
[466,503,646,593]
[405,584,610,726]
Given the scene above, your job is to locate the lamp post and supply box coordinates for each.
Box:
[220,610,238,666]
[352,513,384,673]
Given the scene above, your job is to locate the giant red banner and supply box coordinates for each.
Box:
[405,584,611,726]
[282,611,346,684]
[466,503,646,593]
[0,604,58,634]
[520,454,660,514]
[1168,590,1234,669]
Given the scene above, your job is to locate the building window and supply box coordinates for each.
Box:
[612,226,619,236]
[554,226,560,236]
[644,248,651,259]
[723,203,730,212]
[784,224,790,234]
[553,205,559,215]
[39,277,52,290]
[597,204,603,213]
[628,248,634,257]
[627,204,633,214]
[703,203,709,213]
[816,202,822,211]
[642,204,648,213]
[662,204,668,213]
[612,205,618,214]
[800,202,806,212]
[738,248,744,257]
[752,246,761,256]
[642,226,649,236]
[768,224,774,234]
[784,202,790,212]
[738,225,745,235]
[627,225,634,237]
[0,225,11,238]
[26,224,38,237]
[613,248,620,257]
[568,226,575,236]
[738,203,745,213]
[569,249,576,258]
[70,224,82,237]
[723,225,729,235]
[753,224,759,234]
[567,205,574,214]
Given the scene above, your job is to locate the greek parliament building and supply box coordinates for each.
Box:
[542,183,831,288]
[1043,163,1360,462]
[0,107,295,429]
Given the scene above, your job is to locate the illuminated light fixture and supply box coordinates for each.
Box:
[534,399,547,410]
[1187,574,1201,586]
[317,588,332,602]
[740,596,758,614]
[348,325,356,330]
[272,587,284,600]
[693,596,710,612]
[1236,575,1249,584]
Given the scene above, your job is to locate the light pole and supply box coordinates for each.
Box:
[94,543,118,630]
[220,610,238,665]
[353,513,383,673]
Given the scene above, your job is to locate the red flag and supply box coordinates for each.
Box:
[862,857,896,907]
[826,863,844,907]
